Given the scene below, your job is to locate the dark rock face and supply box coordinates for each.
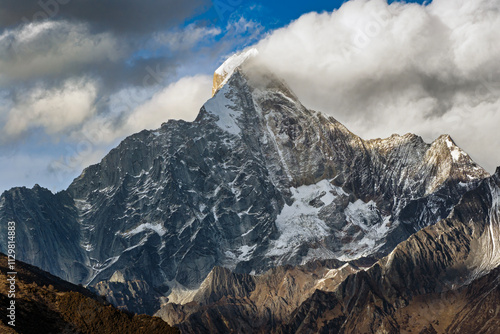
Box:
[92,278,165,315]
[0,186,90,283]
[0,59,491,319]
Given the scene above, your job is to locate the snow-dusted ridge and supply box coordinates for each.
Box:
[203,83,243,136]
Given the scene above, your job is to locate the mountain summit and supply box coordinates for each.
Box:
[212,48,259,96]
[0,51,492,318]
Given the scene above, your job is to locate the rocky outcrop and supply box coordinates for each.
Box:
[92,278,165,315]
[156,259,359,333]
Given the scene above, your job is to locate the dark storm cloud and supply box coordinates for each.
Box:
[0,12,214,98]
[101,57,178,89]
[0,0,211,34]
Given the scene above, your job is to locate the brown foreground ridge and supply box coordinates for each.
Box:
[0,252,179,334]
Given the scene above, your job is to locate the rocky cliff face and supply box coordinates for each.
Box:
[0,186,89,283]
[0,51,492,321]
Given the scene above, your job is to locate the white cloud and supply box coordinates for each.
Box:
[69,74,212,146]
[252,0,500,172]
[122,75,212,131]
[2,78,98,139]
[153,24,222,51]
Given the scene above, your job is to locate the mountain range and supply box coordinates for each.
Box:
[1,49,498,333]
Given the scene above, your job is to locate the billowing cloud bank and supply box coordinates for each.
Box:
[254,0,500,172]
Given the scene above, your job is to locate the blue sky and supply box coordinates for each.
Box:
[176,0,431,75]
[123,0,431,91]
[200,0,429,30]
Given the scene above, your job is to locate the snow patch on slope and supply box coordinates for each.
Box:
[467,181,500,283]
[337,200,392,261]
[224,244,258,269]
[119,222,167,237]
[445,137,467,162]
[267,179,342,258]
[204,84,242,136]
[489,187,500,257]
[345,200,378,226]
[75,198,96,252]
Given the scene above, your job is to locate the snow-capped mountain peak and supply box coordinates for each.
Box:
[212,48,259,96]
[0,51,493,317]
